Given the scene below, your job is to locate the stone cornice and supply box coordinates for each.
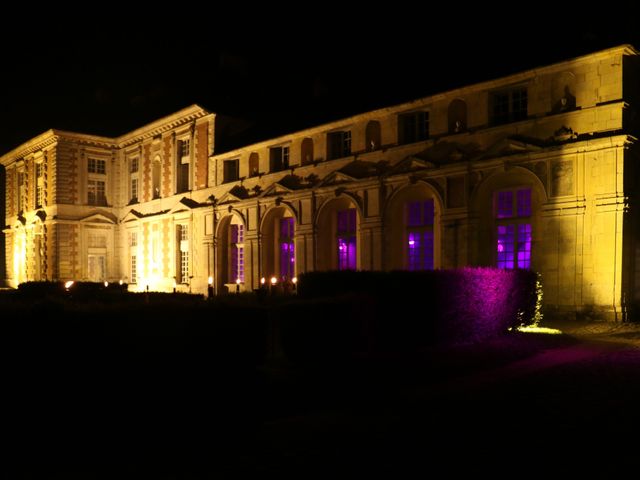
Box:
[52,130,117,148]
[0,104,212,166]
[116,104,211,148]
[213,45,638,158]
[0,130,60,166]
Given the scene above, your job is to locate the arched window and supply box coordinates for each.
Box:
[249,152,259,177]
[316,197,359,271]
[551,71,576,113]
[448,99,467,134]
[152,156,162,199]
[365,121,381,151]
[301,138,314,165]
[261,206,296,280]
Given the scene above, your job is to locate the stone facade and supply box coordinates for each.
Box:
[2,45,640,320]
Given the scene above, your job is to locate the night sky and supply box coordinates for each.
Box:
[1,7,639,155]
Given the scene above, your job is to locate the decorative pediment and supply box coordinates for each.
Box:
[338,160,381,179]
[165,197,202,215]
[79,212,117,224]
[261,182,294,197]
[121,210,143,223]
[319,171,357,187]
[478,137,542,160]
[217,191,244,205]
[388,156,437,175]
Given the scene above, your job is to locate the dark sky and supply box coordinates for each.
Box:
[1,6,639,154]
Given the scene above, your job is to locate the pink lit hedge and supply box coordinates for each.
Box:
[295,268,540,346]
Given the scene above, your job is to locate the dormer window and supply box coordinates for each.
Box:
[398,111,429,145]
[327,130,351,160]
[223,159,240,183]
[490,87,527,125]
[269,146,290,173]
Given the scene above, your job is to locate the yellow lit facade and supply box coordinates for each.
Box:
[2,45,640,320]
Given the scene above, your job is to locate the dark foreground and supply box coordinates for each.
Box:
[5,319,640,478]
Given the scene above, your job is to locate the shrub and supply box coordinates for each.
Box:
[295,269,540,348]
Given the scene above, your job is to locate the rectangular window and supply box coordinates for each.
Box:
[17,171,25,212]
[337,209,356,270]
[129,231,138,247]
[327,131,352,160]
[495,188,531,218]
[88,158,106,174]
[223,159,240,183]
[35,162,44,208]
[180,139,190,159]
[130,178,138,202]
[176,224,189,283]
[398,111,429,145]
[88,233,107,248]
[408,231,434,270]
[497,224,532,269]
[177,139,190,193]
[279,217,295,279]
[495,188,532,269]
[230,224,245,283]
[88,180,106,206]
[131,255,137,284]
[129,158,139,203]
[180,251,189,283]
[269,146,290,172]
[406,200,435,270]
[491,87,528,125]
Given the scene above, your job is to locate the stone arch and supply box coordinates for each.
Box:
[448,99,467,134]
[470,166,547,268]
[383,181,444,270]
[260,204,297,280]
[315,194,362,271]
[215,211,247,292]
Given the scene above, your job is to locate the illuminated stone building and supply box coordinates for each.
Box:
[2,45,639,320]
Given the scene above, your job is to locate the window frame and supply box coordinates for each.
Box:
[493,187,532,269]
[490,86,528,126]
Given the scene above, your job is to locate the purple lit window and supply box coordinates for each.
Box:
[495,188,532,269]
[517,189,531,216]
[279,217,295,279]
[495,188,531,218]
[496,191,513,218]
[497,223,531,269]
[406,200,435,270]
[337,209,357,270]
[230,224,244,282]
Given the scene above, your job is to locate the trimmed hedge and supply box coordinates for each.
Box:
[294,269,540,347]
